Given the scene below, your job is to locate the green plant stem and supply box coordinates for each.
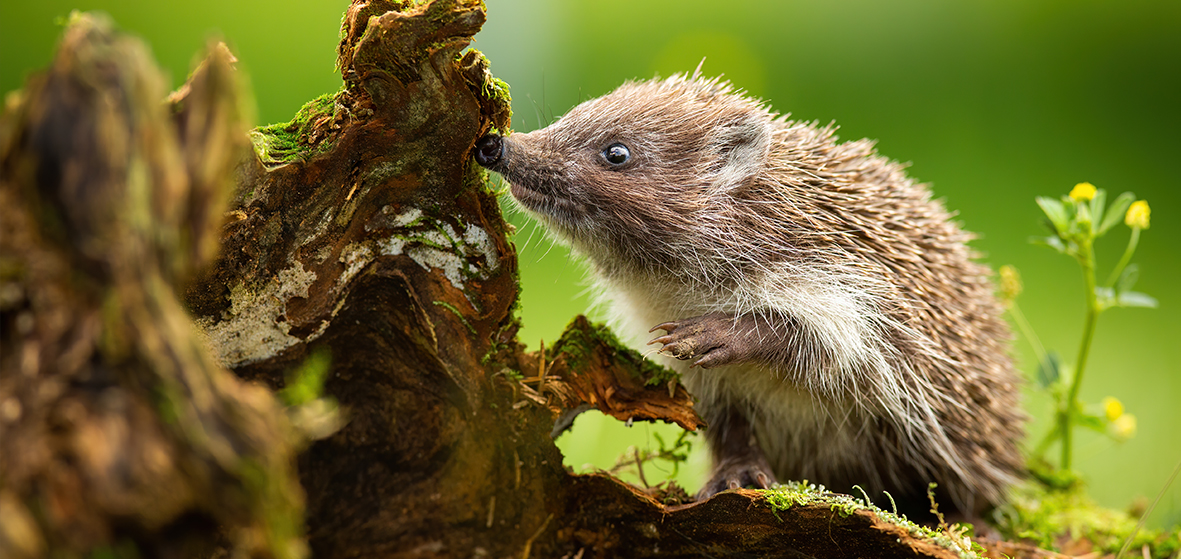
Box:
[1115,456,1181,559]
[1008,300,1049,377]
[1032,423,1061,458]
[1009,301,1063,460]
[1104,226,1141,288]
[1062,236,1100,471]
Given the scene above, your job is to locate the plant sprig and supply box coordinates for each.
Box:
[1007,182,1154,473]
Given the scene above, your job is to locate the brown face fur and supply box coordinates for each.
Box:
[489,75,775,276]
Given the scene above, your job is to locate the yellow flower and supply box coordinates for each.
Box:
[1069,182,1097,201]
[1111,414,1137,441]
[998,265,1022,301]
[1102,396,1124,422]
[1125,200,1150,229]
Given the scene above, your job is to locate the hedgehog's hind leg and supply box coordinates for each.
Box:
[696,404,778,500]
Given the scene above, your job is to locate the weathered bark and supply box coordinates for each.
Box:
[0,13,305,559]
[1,2,1073,559]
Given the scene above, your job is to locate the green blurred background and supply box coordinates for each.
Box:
[3,0,1178,527]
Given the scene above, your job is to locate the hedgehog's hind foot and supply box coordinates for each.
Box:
[695,450,778,501]
[696,403,779,500]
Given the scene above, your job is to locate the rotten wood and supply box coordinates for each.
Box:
[505,315,704,437]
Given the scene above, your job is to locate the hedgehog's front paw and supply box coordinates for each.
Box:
[648,312,746,368]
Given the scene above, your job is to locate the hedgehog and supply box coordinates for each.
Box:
[473,71,1025,518]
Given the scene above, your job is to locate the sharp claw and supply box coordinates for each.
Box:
[694,347,731,369]
[649,322,678,334]
[647,335,672,346]
[727,479,741,491]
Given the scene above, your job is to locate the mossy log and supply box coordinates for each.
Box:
[1,2,1073,558]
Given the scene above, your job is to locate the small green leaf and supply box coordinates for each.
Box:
[1076,411,1107,434]
[1098,192,1136,234]
[1075,201,1092,231]
[1030,235,1067,254]
[1116,291,1158,308]
[1036,197,1069,235]
[1095,286,1116,309]
[1116,264,1139,294]
[1089,189,1107,235]
[1036,351,1061,389]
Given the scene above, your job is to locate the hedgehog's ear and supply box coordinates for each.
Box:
[709,113,772,191]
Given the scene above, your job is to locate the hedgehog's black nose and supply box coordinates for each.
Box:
[473,135,503,168]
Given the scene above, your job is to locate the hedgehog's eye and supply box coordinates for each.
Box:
[602,143,630,166]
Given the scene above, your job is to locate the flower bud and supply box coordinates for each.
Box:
[1102,396,1124,422]
[1125,200,1150,229]
[1069,182,1096,202]
[999,265,1022,301]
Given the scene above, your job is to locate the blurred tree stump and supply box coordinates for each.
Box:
[0,12,305,559]
[0,2,1072,558]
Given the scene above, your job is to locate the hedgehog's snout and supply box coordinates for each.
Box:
[474,135,504,169]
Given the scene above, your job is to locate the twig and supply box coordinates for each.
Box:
[520,513,554,559]
[538,339,546,395]
[634,447,649,489]
[513,449,521,490]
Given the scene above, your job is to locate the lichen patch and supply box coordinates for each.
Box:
[391,206,422,227]
[407,244,467,288]
[299,207,335,248]
[462,221,498,270]
[338,206,499,298]
[196,261,320,367]
[339,242,375,287]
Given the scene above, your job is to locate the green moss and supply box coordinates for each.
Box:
[548,319,680,388]
[412,230,451,252]
[279,350,331,407]
[479,70,511,131]
[250,90,345,167]
[433,300,477,336]
[764,481,868,520]
[482,76,510,108]
[590,321,677,387]
[547,319,592,370]
[761,482,983,559]
[460,48,512,132]
[466,156,497,198]
[480,313,522,367]
[995,480,1180,558]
